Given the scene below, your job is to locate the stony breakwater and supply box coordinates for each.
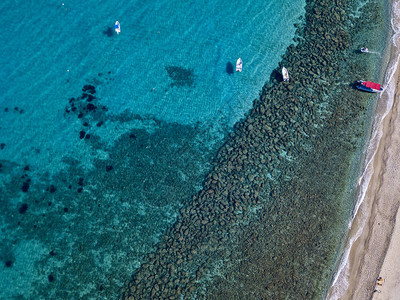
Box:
[122,0,387,299]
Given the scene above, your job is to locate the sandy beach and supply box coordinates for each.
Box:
[345,66,400,299]
[327,13,400,297]
[372,206,400,300]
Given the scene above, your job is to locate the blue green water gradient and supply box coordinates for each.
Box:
[0,0,305,298]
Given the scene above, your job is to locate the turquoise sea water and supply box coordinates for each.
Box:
[0,0,307,298]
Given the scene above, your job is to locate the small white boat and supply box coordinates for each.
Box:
[115,21,121,35]
[282,67,289,82]
[236,57,242,72]
[361,47,369,53]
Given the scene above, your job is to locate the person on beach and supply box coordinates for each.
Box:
[376,277,384,286]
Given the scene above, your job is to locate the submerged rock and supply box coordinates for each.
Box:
[22,180,30,193]
[86,103,96,111]
[5,260,13,268]
[19,203,28,214]
[49,185,56,193]
[82,85,96,94]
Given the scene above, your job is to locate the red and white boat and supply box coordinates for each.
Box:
[356,80,383,93]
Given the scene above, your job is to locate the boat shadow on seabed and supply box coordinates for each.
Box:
[269,69,287,83]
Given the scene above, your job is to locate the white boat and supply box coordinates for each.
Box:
[282,67,289,82]
[236,58,242,72]
[115,21,120,35]
[361,47,369,53]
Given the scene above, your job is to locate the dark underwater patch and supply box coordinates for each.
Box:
[64,84,107,130]
[269,68,283,83]
[22,180,30,192]
[87,103,97,111]
[103,27,114,37]
[165,66,195,87]
[226,62,234,75]
[49,185,56,193]
[5,260,13,268]
[82,85,96,94]
[19,203,28,214]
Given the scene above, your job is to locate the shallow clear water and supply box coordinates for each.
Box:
[0,0,304,172]
[0,0,305,298]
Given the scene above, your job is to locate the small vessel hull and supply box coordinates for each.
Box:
[356,86,382,92]
[115,21,120,34]
[236,58,242,72]
[282,67,289,82]
[356,80,383,93]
